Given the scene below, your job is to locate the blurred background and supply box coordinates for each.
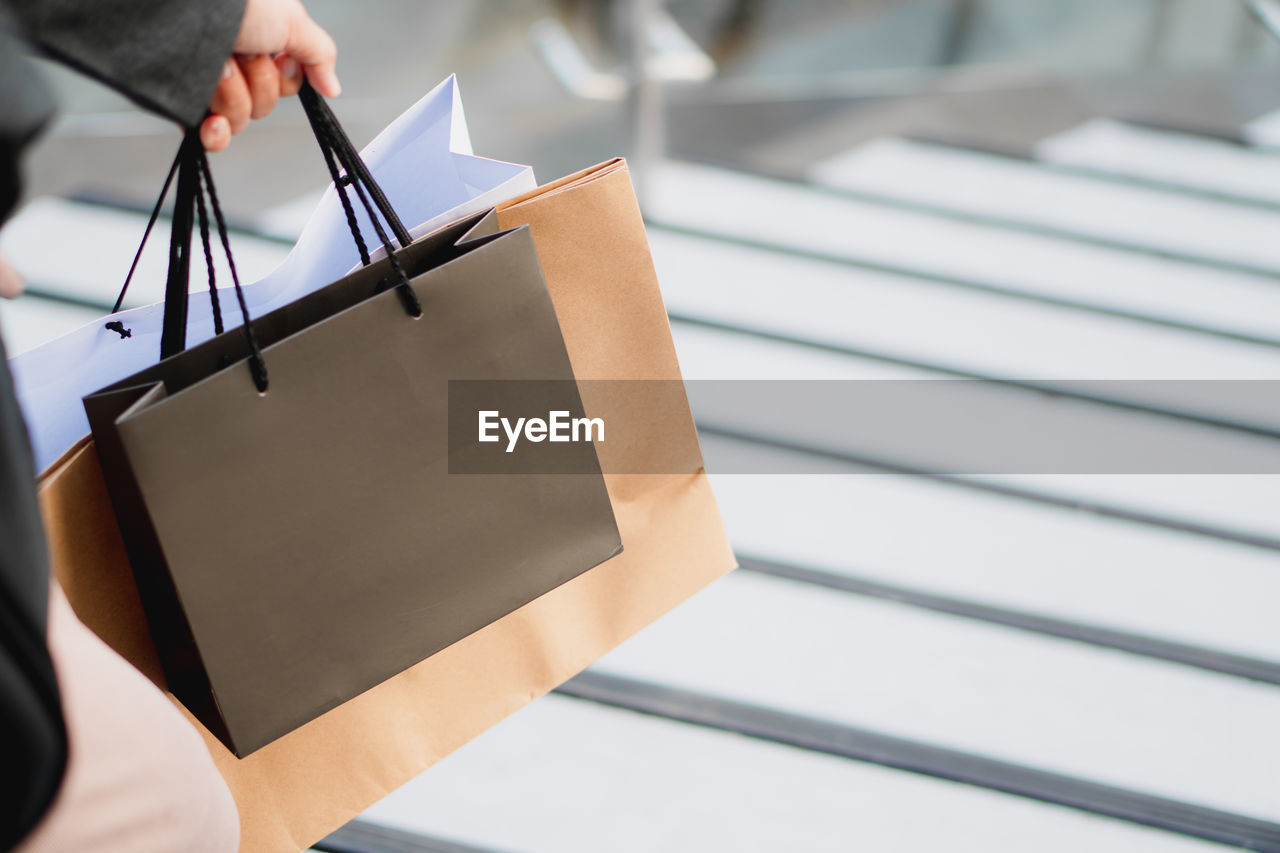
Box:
[22,0,1280,212]
[10,2,1280,852]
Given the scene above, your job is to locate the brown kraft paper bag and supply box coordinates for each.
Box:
[38,158,735,852]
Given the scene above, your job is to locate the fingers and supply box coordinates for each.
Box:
[276,54,303,97]
[204,55,284,151]
[200,115,232,152]
[209,59,252,135]
[203,2,340,152]
[239,54,280,120]
[285,14,340,97]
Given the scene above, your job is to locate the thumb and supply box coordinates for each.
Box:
[285,14,340,97]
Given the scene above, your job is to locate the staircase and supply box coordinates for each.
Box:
[6,114,1280,852]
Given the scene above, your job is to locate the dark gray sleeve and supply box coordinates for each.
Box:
[0,333,66,851]
[7,0,248,126]
[0,10,64,849]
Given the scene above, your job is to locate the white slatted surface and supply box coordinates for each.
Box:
[706,457,1280,662]
[362,696,1222,853]
[652,229,1280,436]
[593,570,1280,821]
[1035,118,1280,203]
[654,231,1280,545]
[674,319,1280,546]
[670,321,920,380]
[648,161,1280,343]
[807,137,1280,272]
[5,175,1280,851]
[379,145,1280,848]
[652,231,1280,381]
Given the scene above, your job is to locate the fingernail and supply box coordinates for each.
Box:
[221,60,234,80]
[329,74,342,97]
[280,57,299,78]
[206,117,229,147]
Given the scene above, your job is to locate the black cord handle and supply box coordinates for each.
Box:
[298,83,410,246]
[194,145,269,392]
[157,129,198,360]
[298,81,420,317]
[107,85,420,392]
[112,150,180,315]
[156,127,266,389]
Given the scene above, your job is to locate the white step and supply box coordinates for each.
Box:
[653,229,1280,378]
[704,453,1280,664]
[361,695,1223,853]
[649,160,1280,344]
[806,138,1280,273]
[669,321,922,380]
[671,318,1280,552]
[969,472,1280,547]
[594,571,1280,822]
[654,196,1280,546]
[1035,118,1280,204]
[652,228,1280,431]
[0,198,290,310]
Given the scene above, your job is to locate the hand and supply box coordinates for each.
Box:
[201,0,340,152]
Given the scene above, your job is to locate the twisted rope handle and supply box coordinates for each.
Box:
[194,146,268,392]
[299,81,420,317]
[107,85,420,392]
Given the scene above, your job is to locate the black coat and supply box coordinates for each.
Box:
[0,1,244,846]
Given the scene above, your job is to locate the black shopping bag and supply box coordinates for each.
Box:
[83,89,621,757]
